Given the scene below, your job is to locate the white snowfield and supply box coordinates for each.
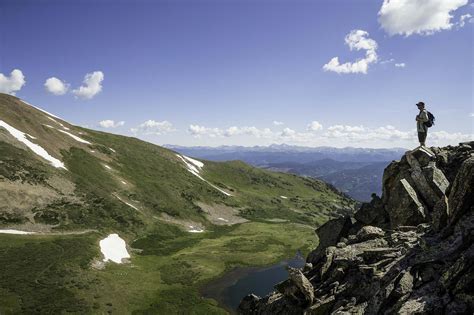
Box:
[217,217,229,222]
[57,129,91,144]
[43,124,54,128]
[114,195,139,211]
[22,99,62,119]
[104,164,112,170]
[280,196,288,199]
[176,154,233,197]
[46,116,70,130]
[0,229,36,235]
[188,225,204,233]
[99,234,130,264]
[0,120,67,169]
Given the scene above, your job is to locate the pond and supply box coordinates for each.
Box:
[200,252,305,314]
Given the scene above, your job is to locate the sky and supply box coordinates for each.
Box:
[0,0,473,148]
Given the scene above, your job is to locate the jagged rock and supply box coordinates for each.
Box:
[410,146,435,167]
[287,267,314,305]
[448,157,474,227]
[307,216,352,264]
[354,194,387,227]
[355,226,385,242]
[422,164,449,198]
[387,178,426,227]
[432,196,449,231]
[239,144,474,315]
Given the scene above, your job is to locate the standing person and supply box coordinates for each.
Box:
[415,101,429,147]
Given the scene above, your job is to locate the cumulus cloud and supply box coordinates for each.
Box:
[394,63,406,68]
[185,122,472,147]
[307,121,323,131]
[0,69,26,95]
[99,120,125,128]
[273,121,284,126]
[131,120,175,135]
[188,124,222,138]
[323,30,378,74]
[72,71,104,99]
[44,77,70,95]
[378,0,469,36]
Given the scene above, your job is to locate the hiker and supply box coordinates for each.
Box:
[416,101,429,147]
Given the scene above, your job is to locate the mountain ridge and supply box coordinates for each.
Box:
[239,143,474,314]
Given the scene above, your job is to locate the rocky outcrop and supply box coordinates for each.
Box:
[239,144,474,314]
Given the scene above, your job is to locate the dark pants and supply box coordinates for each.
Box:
[418,131,427,145]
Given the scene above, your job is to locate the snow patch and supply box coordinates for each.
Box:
[121,180,127,185]
[0,229,36,235]
[46,116,70,130]
[182,155,204,169]
[188,225,204,233]
[104,164,112,170]
[280,196,288,199]
[114,195,139,211]
[43,124,54,128]
[26,133,36,140]
[217,217,229,222]
[0,120,66,169]
[99,234,130,264]
[21,99,62,119]
[109,147,116,153]
[57,129,91,144]
[176,154,232,197]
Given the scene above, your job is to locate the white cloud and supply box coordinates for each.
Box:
[99,120,125,128]
[378,0,468,36]
[188,124,222,138]
[44,77,70,95]
[457,14,473,27]
[307,121,323,131]
[184,122,473,147]
[0,69,26,95]
[395,63,406,68]
[323,30,378,74]
[273,121,284,126]
[469,113,474,117]
[131,120,175,135]
[72,71,104,99]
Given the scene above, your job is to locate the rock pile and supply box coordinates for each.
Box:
[239,143,474,314]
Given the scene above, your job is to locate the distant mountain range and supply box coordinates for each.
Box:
[166,145,406,201]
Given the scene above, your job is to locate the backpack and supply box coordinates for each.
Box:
[424,111,435,128]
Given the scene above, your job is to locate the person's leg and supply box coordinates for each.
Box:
[418,132,427,146]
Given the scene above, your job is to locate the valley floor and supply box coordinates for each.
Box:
[0,221,316,314]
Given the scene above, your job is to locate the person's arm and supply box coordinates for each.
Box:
[419,110,429,122]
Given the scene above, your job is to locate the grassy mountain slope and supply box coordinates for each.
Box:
[0,93,354,313]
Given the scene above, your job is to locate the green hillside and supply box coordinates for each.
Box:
[0,93,355,314]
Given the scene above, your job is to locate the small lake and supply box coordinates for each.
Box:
[200,252,305,313]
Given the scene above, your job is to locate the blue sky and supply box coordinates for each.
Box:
[0,0,472,148]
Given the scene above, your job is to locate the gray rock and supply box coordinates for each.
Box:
[448,157,474,227]
[287,267,314,305]
[307,216,352,264]
[387,178,426,228]
[355,226,385,242]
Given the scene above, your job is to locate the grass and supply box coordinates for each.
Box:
[0,93,353,313]
[0,221,316,314]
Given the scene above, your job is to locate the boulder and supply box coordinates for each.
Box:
[432,196,449,231]
[422,165,450,198]
[287,267,314,305]
[354,194,387,227]
[448,157,474,227]
[356,226,385,242]
[307,216,352,264]
[387,178,426,228]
